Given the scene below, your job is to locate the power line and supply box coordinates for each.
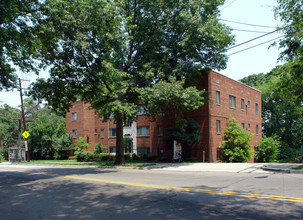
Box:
[220,0,237,11]
[220,19,277,29]
[228,29,280,50]
[227,35,285,56]
[227,19,303,51]
[232,28,279,34]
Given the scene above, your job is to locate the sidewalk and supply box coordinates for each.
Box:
[1,161,302,173]
[146,163,303,173]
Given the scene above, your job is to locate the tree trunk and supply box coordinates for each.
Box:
[115,112,125,165]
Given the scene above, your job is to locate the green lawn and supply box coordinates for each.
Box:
[10,160,155,167]
[292,165,303,170]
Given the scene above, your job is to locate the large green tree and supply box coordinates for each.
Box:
[0,0,43,90]
[274,0,303,99]
[31,0,234,164]
[240,66,303,161]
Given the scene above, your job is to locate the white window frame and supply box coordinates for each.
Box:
[109,128,117,137]
[72,112,77,121]
[72,130,77,139]
[229,96,236,109]
[216,91,220,105]
[216,120,221,134]
[137,126,150,136]
[241,99,244,111]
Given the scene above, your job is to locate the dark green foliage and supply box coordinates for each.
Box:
[0,0,43,90]
[123,137,133,154]
[124,154,131,160]
[99,153,115,162]
[53,134,73,160]
[166,119,201,159]
[140,80,206,126]
[277,143,302,162]
[255,135,281,162]
[0,104,20,147]
[222,117,253,162]
[240,65,303,162]
[0,147,8,161]
[75,151,92,162]
[131,153,140,161]
[27,103,66,159]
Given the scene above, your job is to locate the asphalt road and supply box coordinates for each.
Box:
[0,165,303,220]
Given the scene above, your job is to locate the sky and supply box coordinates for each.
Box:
[0,0,284,108]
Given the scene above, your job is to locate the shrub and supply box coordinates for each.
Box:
[145,155,159,162]
[0,147,7,162]
[75,151,92,162]
[131,153,140,161]
[277,142,301,162]
[255,135,281,162]
[94,142,108,154]
[222,116,253,162]
[73,137,89,152]
[124,154,131,160]
[52,134,73,160]
[99,153,115,161]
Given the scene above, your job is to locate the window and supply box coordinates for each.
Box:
[248,101,250,108]
[109,128,116,137]
[137,147,150,155]
[216,120,221,134]
[256,103,259,114]
[101,129,104,138]
[229,96,236,109]
[241,99,244,111]
[110,146,116,153]
[241,123,245,129]
[256,125,259,136]
[124,122,132,127]
[72,130,77,139]
[248,124,251,131]
[137,126,150,136]
[94,129,97,135]
[72,112,77,121]
[94,111,97,117]
[157,125,163,136]
[216,91,220,105]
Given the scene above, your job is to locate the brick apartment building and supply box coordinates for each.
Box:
[66,70,262,162]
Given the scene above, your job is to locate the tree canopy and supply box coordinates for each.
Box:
[240,65,303,162]
[29,0,234,164]
[0,0,42,90]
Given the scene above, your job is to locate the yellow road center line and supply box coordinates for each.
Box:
[1,169,303,203]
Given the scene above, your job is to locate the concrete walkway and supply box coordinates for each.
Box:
[147,163,303,173]
[1,162,302,173]
[148,163,267,173]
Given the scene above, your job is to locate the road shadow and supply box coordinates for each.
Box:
[1,168,302,219]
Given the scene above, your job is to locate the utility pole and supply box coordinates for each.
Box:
[19,78,30,162]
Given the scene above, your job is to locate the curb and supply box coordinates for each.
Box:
[261,166,303,174]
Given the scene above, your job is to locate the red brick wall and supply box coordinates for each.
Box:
[66,70,262,162]
[206,71,262,162]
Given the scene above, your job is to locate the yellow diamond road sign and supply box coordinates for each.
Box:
[22,131,30,139]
